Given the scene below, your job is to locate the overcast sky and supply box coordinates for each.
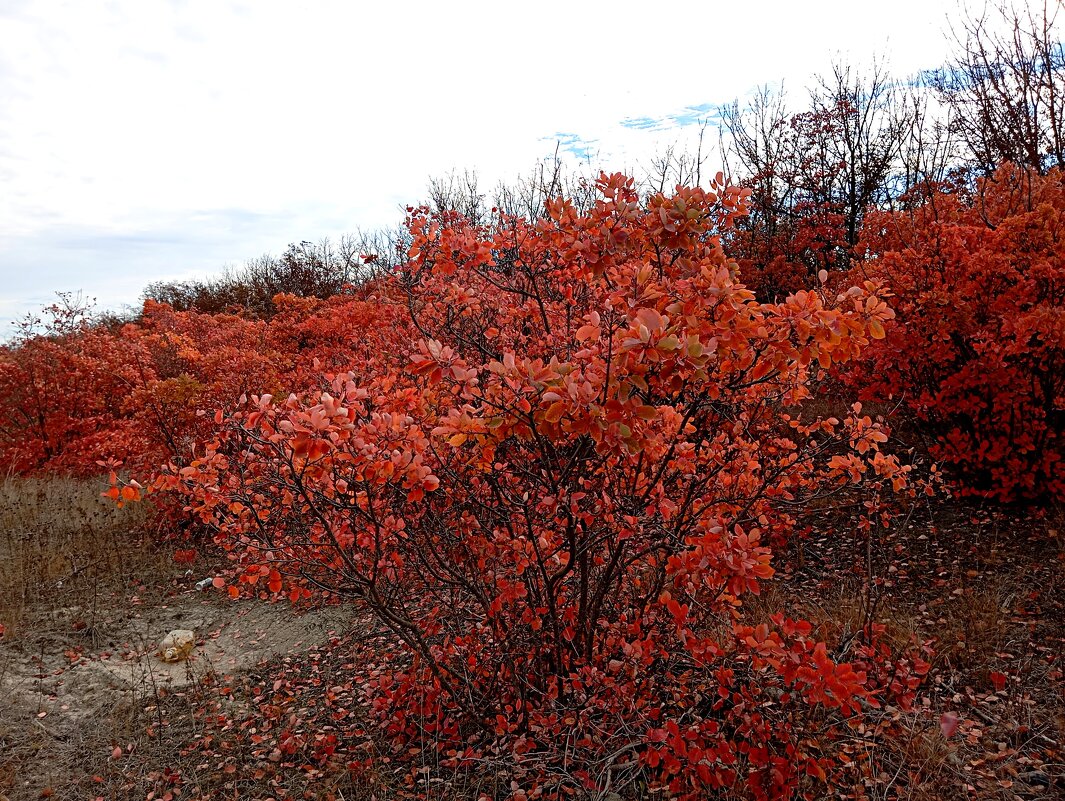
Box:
[1,0,965,331]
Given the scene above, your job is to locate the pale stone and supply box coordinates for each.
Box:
[157,629,195,662]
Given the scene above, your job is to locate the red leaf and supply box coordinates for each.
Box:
[173,548,197,565]
[940,711,959,738]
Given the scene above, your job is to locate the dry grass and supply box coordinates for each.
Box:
[0,477,369,801]
[0,476,166,640]
[0,477,179,800]
[740,497,1065,800]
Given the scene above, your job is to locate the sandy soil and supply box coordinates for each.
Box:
[0,585,355,800]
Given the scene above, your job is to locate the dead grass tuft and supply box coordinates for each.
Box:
[0,476,166,640]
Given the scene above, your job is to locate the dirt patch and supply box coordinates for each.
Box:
[0,587,356,800]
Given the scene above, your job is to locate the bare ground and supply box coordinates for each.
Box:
[0,477,360,801]
[0,580,355,800]
[0,478,1062,800]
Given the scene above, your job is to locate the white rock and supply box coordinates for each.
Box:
[158,629,196,662]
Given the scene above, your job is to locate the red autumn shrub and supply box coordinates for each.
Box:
[0,300,151,474]
[850,163,1065,501]
[148,174,915,799]
[0,284,406,476]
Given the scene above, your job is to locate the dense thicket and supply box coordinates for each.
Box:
[141,236,403,318]
[852,164,1065,501]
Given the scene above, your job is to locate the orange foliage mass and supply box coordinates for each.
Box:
[848,164,1065,501]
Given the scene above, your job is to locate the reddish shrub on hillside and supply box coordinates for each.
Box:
[0,301,151,474]
[851,164,1065,501]
[149,174,916,798]
[0,285,408,476]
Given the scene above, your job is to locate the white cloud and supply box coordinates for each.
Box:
[1,0,968,328]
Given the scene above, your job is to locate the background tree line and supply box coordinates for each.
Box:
[132,2,1064,317]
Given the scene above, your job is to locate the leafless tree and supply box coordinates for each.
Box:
[721,61,912,275]
[930,0,1065,174]
[894,82,958,200]
[426,169,488,224]
[644,121,713,194]
[720,84,795,261]
[808,59,912,249]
